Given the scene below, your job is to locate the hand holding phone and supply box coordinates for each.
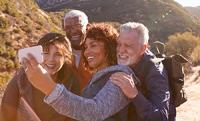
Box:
[18,45,43,63]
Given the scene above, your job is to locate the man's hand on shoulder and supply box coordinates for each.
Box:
[110,72,138,99]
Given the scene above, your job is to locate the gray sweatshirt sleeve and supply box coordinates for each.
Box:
[44,80,130,121]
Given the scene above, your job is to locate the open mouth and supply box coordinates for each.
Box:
[45,64,56,69]
[87,56,94,62]
[71,35,81,41]
[118,54,129,60]
[117,54,130,65]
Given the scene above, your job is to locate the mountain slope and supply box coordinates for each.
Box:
[0,0,66,81]
[37,0,200,43]
[185,6,200,19]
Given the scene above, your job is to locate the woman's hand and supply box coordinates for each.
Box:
[22,54,56,95]
[110,72,138,99]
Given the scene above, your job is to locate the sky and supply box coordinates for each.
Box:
[174,0,200,7]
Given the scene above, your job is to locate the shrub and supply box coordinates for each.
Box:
[13,28,20,33]
[0,57,7,70]
[4,2,21,17]
[21,24,32,33]
[165,32,200,59]
[0,16,10,33]
[7,47,16,58]
[0,46,6,55]
[6,59,15,70]
[191,45,200,65]
[0,72,12,87]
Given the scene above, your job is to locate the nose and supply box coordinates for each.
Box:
[70,28,76,34]
[46,54,54,62]
[117,44,126,54]
[84,47,91,57]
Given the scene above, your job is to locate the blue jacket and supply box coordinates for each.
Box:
[128,50,171,121]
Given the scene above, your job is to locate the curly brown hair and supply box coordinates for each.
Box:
[82,23,119,69]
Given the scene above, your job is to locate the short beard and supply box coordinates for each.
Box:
[117,58,133,66]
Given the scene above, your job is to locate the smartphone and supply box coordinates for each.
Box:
[18,45,43,63]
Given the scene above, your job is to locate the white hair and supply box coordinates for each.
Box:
[120,22,149,45]
[64,10,88,27]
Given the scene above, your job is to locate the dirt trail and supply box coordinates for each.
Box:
[176,66,200,121]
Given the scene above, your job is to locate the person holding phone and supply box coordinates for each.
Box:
[1,33,80,121]
[21,23,141,121]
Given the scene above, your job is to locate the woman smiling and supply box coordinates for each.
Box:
[22,23,136,121]
[1,33,79,121]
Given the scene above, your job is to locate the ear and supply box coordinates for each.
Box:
[139,44,148,56]
[172,54,188,63]
[86,23,91,31]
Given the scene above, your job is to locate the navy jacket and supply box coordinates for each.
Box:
[128,50,171,121]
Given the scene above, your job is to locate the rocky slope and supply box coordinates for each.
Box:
[37,0,200,43]
[0,0,67,82]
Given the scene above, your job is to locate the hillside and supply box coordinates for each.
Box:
[0,0,200,82]
[0,0,67,82]
[37,0,200,43]
[185,6,200,19]
[0,0,200,120]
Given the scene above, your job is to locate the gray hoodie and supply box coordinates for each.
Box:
[44,65,138,121]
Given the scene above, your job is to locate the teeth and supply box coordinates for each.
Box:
[87,56,94,61]
[119,55,128,59]
[71,35,80,40]
[46,64,55,68]
[72,35,80,38]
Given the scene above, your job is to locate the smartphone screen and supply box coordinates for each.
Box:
[18,45,43,63]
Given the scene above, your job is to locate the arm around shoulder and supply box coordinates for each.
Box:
[44,80,130,121]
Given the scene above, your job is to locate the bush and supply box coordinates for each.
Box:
[0,57,7,70]
[0,72,12,87]
[0,0,8,11]
[13,28,20,33]
[7,47,16,58]
[21,24,32,33]
[4,2,21,17]
[191,45,200,65]
[165,32,200,59]
[0,46,16,59]
[6,59,15,70]
[0,16,10,33]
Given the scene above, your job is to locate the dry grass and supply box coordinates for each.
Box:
[176,66,200,121]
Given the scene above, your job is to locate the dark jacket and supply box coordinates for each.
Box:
[128,50,170,121]
[1,68,80,121]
